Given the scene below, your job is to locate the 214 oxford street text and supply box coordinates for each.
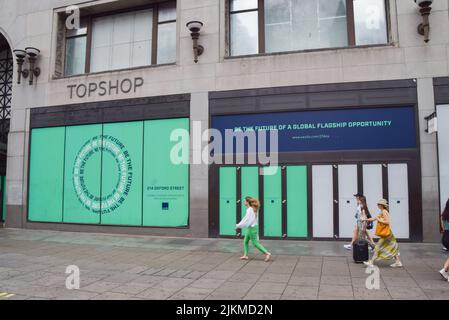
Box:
[176,304,273,318]
[67,77,144,99]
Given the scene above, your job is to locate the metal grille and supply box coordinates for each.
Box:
[0,48,12,144]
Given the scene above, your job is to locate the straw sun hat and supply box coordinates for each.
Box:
[377,199,389,208]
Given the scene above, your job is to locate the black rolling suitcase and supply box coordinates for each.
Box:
[353,221,369,263]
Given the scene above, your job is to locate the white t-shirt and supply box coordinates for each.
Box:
[236,207,258,229]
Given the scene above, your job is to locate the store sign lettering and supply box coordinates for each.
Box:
[68,77,144,99]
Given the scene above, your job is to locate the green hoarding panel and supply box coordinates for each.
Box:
[63,124,102,224]
[143,118,189,227]
[287,166,308,237]
[219,167,237,236]
[241,166,259,235]
[263,167,282,237]
[28,127,65,223]
[100,121,143,226]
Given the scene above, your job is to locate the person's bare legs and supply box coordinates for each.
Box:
[351,227,358,245]
[344,227,358,249]
[439,258,449,280]
[364,230,376,248]
[390,254,403,268]
[364,250,378,267]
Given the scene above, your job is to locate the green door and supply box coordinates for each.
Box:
[219,167,237,236]
[28,127,65,223]
[263,166,282,237]
[240,166,259,235]
[287,166,308,237]
[63,124,102,224]
[100,121,143,226]
[240,167,259,210]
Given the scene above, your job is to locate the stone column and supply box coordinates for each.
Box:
[5,108,28,228]
[189,92,209,238]
[417,78,440,242]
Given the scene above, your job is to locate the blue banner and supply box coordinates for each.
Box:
[211,107,417,153]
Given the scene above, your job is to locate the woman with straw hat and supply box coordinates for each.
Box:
[362,199,403,268]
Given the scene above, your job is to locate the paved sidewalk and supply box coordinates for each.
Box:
[0,228,448,300]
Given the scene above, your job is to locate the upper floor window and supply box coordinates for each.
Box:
[229,0,389,57]
[64,2,176,76]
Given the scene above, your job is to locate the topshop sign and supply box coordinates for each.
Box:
[67,77,144,99]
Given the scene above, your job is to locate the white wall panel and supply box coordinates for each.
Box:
[312,165,334,238]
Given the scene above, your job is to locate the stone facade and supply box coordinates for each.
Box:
[0,0,448,241]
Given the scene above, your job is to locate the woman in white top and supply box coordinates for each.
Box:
[236,197,272,262]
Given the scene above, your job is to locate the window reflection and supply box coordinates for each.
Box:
[354,0,388,45]
[231,11,259,56]
[229,0,389,57]
[265,0,348,53]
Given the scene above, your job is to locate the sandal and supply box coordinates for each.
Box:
[264,253,272,262]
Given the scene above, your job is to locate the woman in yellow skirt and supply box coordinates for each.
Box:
[362,199,403,268]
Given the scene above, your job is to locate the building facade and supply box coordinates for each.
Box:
[0,0,448,242]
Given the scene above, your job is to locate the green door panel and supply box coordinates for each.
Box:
[143,118,189,227]
[241,166,259,211]
[63,124,102,224]
[219,167,237,236]
[100,121,143,226]
[287,166,308,237]
[28,127,65,222]
[263,167,282,237]
[241,166,259,235]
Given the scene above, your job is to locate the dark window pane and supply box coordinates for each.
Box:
[354,0,388,45]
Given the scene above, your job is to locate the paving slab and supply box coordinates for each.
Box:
[387,286,428,300]
[282,286,319,299]
[169,287,214,300]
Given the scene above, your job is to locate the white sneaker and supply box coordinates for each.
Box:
[439,268,449,280]
[390,261,403,268]
[344,244,352,250]
[442,247,448,252]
